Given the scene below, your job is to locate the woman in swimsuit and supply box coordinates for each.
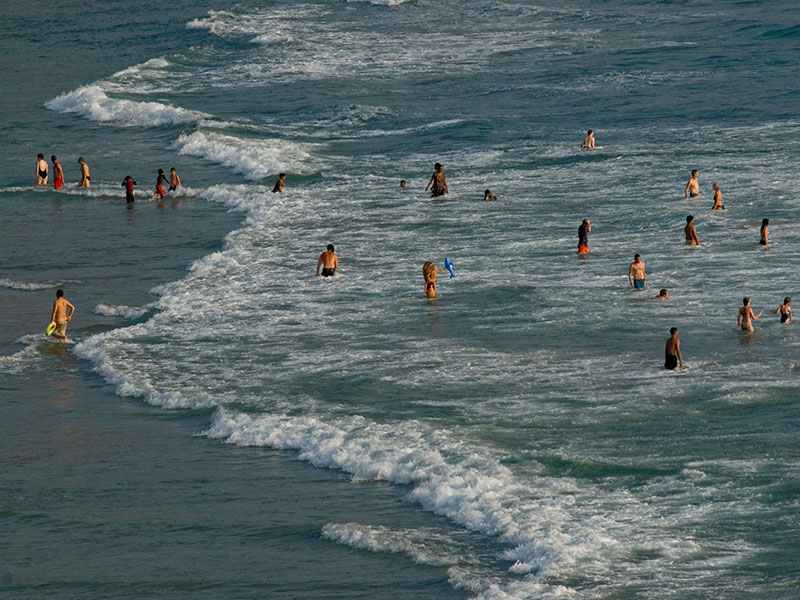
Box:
[774,297,792,323]
[423,262,445,298]
[36,153,48,186]
[737,297,762,332]
[711,183,724,210]
[425,163,448,197]
[759,218,769,245]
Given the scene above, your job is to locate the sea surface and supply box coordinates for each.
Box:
[2,0,799,598]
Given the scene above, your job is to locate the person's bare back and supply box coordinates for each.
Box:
[684,215,700,246]
[316,244,338,277]
[664,327,683,369]
[50,289,75,341]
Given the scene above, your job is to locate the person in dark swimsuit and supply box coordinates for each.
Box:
[122,176,137,204]
[316,244,338,277]
[36,153,48,186]
[759,218,769,245]
[664,327,683,370]
[272,172,286,193]
[775,297,792,323]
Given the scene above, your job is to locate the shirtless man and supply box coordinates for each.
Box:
[664,327,683,370]
[684,215,700,246]
[684,169,699,198]
[737,297,762,332]
[154,169,168,200]
[774,297,792,323]
[581,129,595,149]
[578,219,591,254]
[50,289,75,341]
[483,189,498,201]
[759,218,769,245]
[168,167,181,191]
[272,172,286,193]
[628,254,646,289]
[712,183,724,209]
[425,163,448,197]
[77,157,90,188]
[51,155,65,190]
[400,180,407,188]
[36,153,48,186]
[652,289,669,300]
[316,244,338,277]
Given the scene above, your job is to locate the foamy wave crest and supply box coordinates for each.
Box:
[0,339,44,374]
[346,0,416,5]
[175,131,316,180]
[0,278,56,291]
[94,303,150,319]
[45,85,209,127]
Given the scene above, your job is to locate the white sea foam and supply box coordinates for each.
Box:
[0,278,56,291]
[94,303,150,319]
[45,85,209,127]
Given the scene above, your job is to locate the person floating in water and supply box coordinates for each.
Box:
[653,289,669,300]
[122,176,137,204]
[578,218,591,254]
[483,189,498,201]
[154,169,168,200]
[51,155,64,190]
[50,289,75,341]
[684,215,700,246]
[77,157,90,188]
[400,180,407,188]
[422,262,445,298]
[272,172,286,193]
[581,129,595,149]
[316,244,338,277]
[425,162,448,197]
[168,167,181,192]
[628,253,646,289]
[737,297,762,332]
[774,297,792,323]
[759,218,769,245]
[712,183,724,209]
[36,153,48,186]
[684,169,699,198]
[664,327,683,370]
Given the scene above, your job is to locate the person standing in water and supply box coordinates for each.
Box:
[581,129,595,149]
[738,297,762,332]
[316,244,338,277]
[36,153,48,186]
[77,157,90,188]
[154,169,168,200]
[578,219,591,254]
[272,172,286,193]
[168,167,181,192]
[425,162,448,197]
[684,215,700,246]
[759,218,769,245]
[684,169,699,198]
[774,297,792,323]
[664,327,683,370]
[628,254,646,289]
[422,262,445,298]
[122,176,137,204]
[50,289,75,341]
[712,183,724,209]
[51,155,64,190]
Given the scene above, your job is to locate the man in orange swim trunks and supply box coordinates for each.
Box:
[578,219,591,254]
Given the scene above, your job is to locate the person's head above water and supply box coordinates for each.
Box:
[37,153,44,160]
[659,289,668,297]
[761,218,769,227]
[692,169,698,176]
[743,297,750,306]
[51,155,57,162]
[634,253,641,261]
[327,244,334,252]
[686,215,694,223]
[713,182,719,190]
[434,162,442,170]
[56,289,64,298]
[279,172,286,178]
[784,297,791,304]
[670,327,677,335]
[587,129,593,135]
[484,189,491,195]
[158,168,164,174]
[400,180,406,187]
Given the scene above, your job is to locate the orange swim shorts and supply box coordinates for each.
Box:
[577,244,590,254]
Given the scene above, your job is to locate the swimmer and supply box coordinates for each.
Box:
[712,183,724,209]
[423,262,445,298]
[77,157,90,188]
[154,169,167,200]
[425,162,448,197]
[652,289,669,300]
[50,289,75,341]
[684,169,699,198]
[759,218,769,245]
[664,327,683,370]
[628,253,646,289]
[168,167,181,192]
[483,189,498,201]
[36,153,48,186]
[774,297,792,323]
[316,244,338,277]
[272,172,286,193]
[737,297,762,332]
[122,175,137,204]
[577,218,591,254]
[580,129,595,149]
[400,180,407,188]
[684,215,700,246]
[51,155,64,190]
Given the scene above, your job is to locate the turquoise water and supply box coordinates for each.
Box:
[2,0,799,598]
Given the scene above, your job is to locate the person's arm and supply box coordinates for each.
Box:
[316,254,323,276]
[628,264,634,286]
[443,175,448,194]
[737,309,743,327]
[676,342,683,368]
[333,255,338,270]
[425,174,434,192]
[66,301,75,321]
[684,180,690,198]
[692,228,700,245]
[753,310,762,320]
[586,221,591,232]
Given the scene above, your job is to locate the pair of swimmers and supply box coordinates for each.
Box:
[36,154,89,189]
[154,168,181,199]
[738,297,792,331]
[685,170,725,210]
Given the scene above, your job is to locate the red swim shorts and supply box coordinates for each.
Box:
[54,177,63,190]
[156,184,165,197]
[578,244,590,254]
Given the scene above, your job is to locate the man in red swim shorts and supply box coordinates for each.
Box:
[154,168,168,199]
[578,218,591,254]
[51,155,64,190]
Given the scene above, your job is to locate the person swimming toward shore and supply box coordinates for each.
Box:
[684,215,700,246]
[36,153,48,186]
[774,297,792,323]
[168,167,181,192]
[122,176,137,204]
[423,262,445,298]
[316,244,338,277]
[664,327,683,370]
[759,218,769,245]
[425,163,448,197]
[581,129,595,149]
[483,189,497,201]
[737,297,762,332]
[712,183,724,209]
[628,254,646,289]
[684,169,699,198]
[272,172,286,193]
[578,219,591,254]
[653,289,669,300]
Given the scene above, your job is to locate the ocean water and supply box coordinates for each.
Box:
[2,0,800,598]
